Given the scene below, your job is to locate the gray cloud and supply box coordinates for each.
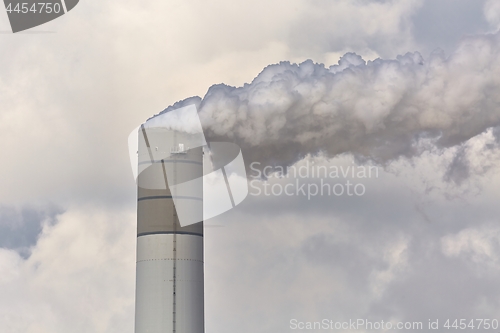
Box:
[0,204,62,258]
[412,0,490,56]
[204,166,500,332]
[444,146,470,185]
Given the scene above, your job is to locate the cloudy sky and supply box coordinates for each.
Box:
[2,0,500,332]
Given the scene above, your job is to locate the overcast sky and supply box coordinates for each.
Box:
[1,0,500,332]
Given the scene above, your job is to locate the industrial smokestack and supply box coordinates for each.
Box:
[129,102,248,333]
[133,106,205,333]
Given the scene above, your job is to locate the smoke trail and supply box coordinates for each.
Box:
[158,32,500,170]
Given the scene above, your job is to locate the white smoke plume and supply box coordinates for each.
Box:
[159,32,500,171]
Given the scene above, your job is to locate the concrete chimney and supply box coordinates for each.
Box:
[134,124,204,333]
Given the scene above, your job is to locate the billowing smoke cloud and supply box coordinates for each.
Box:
[158,32,500,171]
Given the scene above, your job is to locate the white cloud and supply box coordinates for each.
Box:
[485,0,500,31]
[0,207,136,333]
[442,225,500,268]
[287,0,423,59]
[369,236,409,298]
